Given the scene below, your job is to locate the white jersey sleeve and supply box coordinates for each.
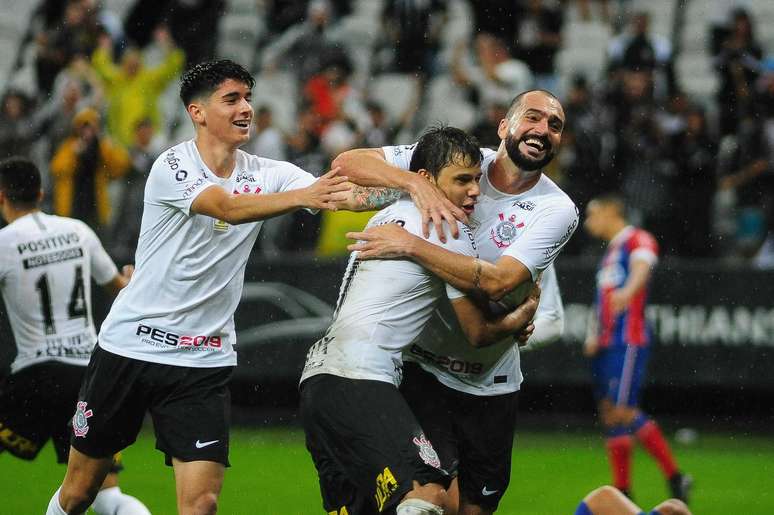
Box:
[501,201,578,281]
[440,224,477,300]
[523,262,564,350]
[241,154,318,213]
[382,144,417,170]
[145,148,217,215]
[261,158,317,193]
[80,223,119,285]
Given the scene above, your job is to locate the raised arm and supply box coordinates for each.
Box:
[451,285,540,348]
[333,148,467,241]
[191,168,351,224]
[347,223,532,301]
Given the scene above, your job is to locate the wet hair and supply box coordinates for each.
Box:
[0,157,41,207]
[505,89,561,120]
[409,125,482,178]
[179,59,255,106]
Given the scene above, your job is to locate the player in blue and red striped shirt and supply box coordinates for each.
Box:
[583,194,692,504]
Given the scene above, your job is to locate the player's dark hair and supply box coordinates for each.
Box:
[506,89,561,120]
[409,125,482,178]
[591,192,626,216]
[0,157,41,207]
[179,59,255,106]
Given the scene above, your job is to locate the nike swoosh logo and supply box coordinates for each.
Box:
[482,487,499,496]
[195,439,219,449]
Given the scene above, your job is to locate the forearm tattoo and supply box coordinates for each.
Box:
[473,258,483,289]
[352,186,402,210]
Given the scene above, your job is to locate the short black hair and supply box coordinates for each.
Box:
[0,157,41,207]
[179,59,255,106]
[506,89,561,120]
[409,125,482,178]
[590,192,626,216]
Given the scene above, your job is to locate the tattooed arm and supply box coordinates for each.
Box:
[333,184,403,211]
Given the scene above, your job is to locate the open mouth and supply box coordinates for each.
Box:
[233,120,251,129]
[520,136,550,155]
[462,204,475,215]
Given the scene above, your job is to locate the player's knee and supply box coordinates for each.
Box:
[188,491,218,515]
[653,498,691,515]
[59,484,100,513]
[584,485,622,508]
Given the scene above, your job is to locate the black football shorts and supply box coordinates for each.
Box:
[0,361,84,462]
[300,373,451,514]
[400,362,519,510]
[70,345,233,467]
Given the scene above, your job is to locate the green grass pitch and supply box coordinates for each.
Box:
[2,426,772,514]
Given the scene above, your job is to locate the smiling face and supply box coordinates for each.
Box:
[499,91,565,172]
[431,159,482,216]
[189,78,253,147]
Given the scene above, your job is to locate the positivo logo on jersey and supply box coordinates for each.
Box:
[136,324,223,351]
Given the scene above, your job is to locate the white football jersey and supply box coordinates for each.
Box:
[98,140,316,368]
[383,145,578,395]
[0,212,118,373]
[300,199,476,386]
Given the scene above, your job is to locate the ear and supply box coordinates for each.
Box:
[187,101,205,125]
[497,118,509,140]
[417,169,434,183]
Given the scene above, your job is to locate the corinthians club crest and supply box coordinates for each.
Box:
[490,212,525,248]
[72,401,93,438]
[413,433,441,469]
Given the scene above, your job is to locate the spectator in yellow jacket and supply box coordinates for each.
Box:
[91,26,184,147]
[50,107,130,230]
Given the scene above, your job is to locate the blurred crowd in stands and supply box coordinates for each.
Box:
[0,0,772,267]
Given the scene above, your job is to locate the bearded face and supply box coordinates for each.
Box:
[499,91,565,172]
[504,131,556,171]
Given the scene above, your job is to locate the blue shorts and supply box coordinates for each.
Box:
[591,344,650,407]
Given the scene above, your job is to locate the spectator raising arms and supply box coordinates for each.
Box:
[91,27,184,148]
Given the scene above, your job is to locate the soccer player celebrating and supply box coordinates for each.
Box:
[583,194,692,503]
[336,89,578,514]
[44,59,356,515]
[0,157,149,515]
[300,126,541,515]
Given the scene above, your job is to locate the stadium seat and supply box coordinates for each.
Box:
[250,71,298,134]
[422,74,477,130]
[366,73,421,126]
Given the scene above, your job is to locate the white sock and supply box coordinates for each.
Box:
[396,498,444,515]
[92,486,152,515]
[45,487,68,515]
